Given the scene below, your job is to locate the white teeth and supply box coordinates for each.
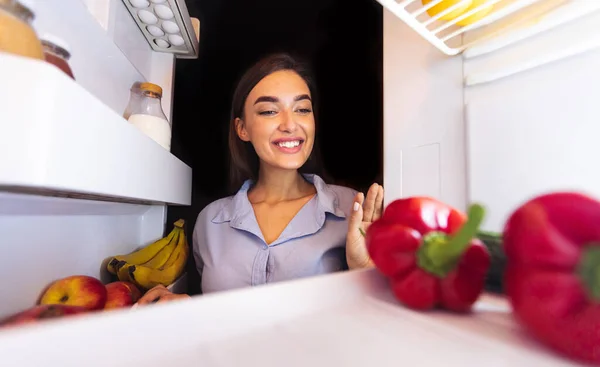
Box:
[277,140,300,148]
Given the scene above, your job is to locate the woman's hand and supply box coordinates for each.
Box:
[131,285,190,308]
[346,183,384,270]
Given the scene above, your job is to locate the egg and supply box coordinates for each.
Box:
[154,4,174,20]
[168,34,185,46]
[162,21,180,34]
[138,9,158,24]
[147,25,165,37]
[129,0,149,8]
[154,38,171,48]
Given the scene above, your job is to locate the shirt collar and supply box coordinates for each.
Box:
[211,173,346,225]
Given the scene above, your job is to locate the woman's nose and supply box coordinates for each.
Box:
[278,109,297,132]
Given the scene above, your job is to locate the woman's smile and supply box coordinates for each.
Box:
[272,137,305,154]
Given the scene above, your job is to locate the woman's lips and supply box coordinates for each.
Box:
[273,139,304,154]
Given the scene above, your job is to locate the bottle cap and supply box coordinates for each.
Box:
[140,82,163,97]
[15,0,35,13]
[40,33,72,57]
[7,0,36,20]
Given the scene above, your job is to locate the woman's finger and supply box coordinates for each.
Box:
[373,185,384,221]
[363,183,379,222]
[348,192,364,236]
[157,293,190,303]
[135,285,170,305]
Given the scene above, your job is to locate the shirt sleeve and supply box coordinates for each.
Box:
[337,186,360,218]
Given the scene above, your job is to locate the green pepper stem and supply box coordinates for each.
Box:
[578,246,600,302]
[418,203,486,277]
[440,204,485,264]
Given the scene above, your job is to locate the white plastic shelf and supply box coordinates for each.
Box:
[0,52,191,206]
[375,0,581,56]
[464,0,600,86]
[0,269,584,366]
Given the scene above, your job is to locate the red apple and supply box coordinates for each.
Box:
[39,275,107,311]
[0,304,87,328]
[122,281,142,303]
[104,281,142,309]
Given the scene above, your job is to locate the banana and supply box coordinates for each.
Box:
[142,229,181,269]
[116,260,133,282]
[128,234,189,290]
[106,219,184,274]
[107,230,175,275]
[159,226,186,270]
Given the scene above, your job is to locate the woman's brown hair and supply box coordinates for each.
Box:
[227,53,328,192]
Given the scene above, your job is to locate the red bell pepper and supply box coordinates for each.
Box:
[503,192,600,365]
[366,197,490,312]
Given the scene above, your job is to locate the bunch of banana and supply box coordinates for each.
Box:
[106,219,189,290]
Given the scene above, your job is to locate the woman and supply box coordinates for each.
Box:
[135,53,384,305]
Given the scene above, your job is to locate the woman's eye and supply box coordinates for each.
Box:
[258,110,277,116]
[296,108,312,114]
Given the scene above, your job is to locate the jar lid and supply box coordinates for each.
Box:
[41,33,72,56]
[15,0,35,9]
[140,82,163,96]
[2,0,35,20]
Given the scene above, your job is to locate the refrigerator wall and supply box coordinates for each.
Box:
[464,10,600,231]
[382,9,466,211]
[383,3,600,232]
[0,0,190,319]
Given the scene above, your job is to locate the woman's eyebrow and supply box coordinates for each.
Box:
[254,96,278,105]
[295,94,311,102]
[254,94,311,105]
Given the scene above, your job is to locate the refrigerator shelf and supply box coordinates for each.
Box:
[0,269,582,366]
[375,0,594,56]
[0,52,191,206]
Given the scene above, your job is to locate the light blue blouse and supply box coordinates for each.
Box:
[192,174,358,294]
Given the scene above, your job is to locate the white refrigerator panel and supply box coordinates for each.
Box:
[383,10,466,212]
[464,11,600,232]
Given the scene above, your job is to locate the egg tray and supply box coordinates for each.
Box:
[121,0,199,59]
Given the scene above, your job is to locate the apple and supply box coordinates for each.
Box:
[122,281,142,303]
[39,275,107,311]
[0,304,87,328]
[104,281,142,309]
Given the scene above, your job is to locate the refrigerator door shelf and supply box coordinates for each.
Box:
[0,268,582,367]
[0,52,191,206]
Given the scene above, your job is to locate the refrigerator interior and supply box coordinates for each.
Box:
[0,0,191,319]
[0,0,599,365]
[382,0,600,233]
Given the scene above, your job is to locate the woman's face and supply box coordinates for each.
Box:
[236,70,315,172]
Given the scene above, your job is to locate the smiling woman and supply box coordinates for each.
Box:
[233,69,316,186]
[228,54,324,192]
[134,53,384,305]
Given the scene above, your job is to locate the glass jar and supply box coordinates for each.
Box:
[0,0,44,59]
[127,82,172,151]
[41,34,75,79]
[123,82,143,120]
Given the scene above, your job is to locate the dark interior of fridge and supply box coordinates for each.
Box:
[166,0,383,294]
